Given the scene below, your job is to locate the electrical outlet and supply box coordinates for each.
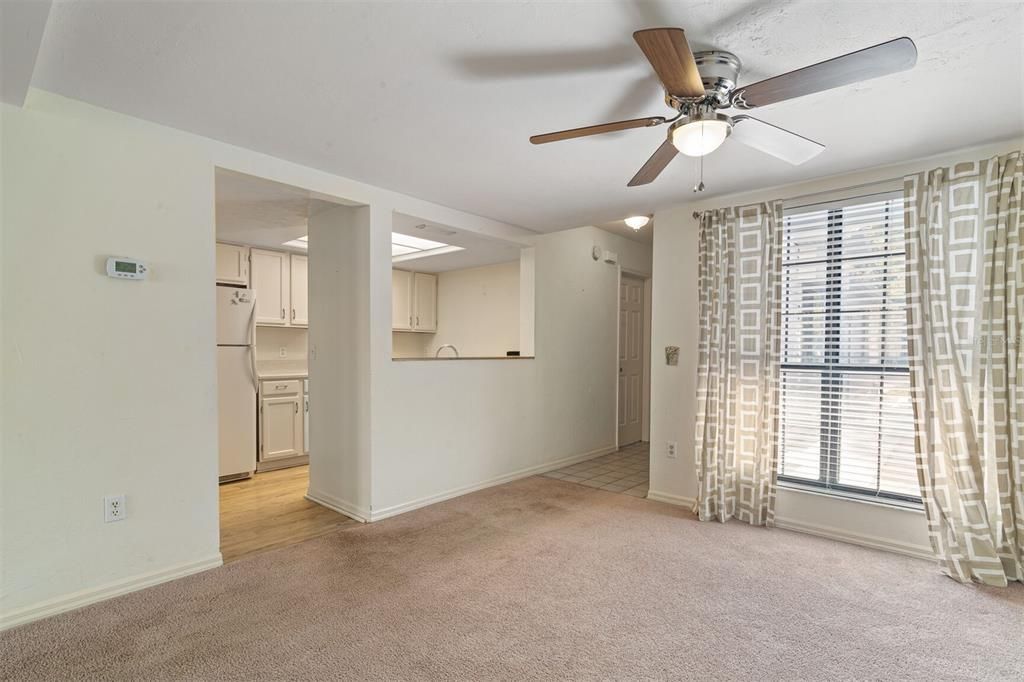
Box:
[104,495,126,523]
[666,441,678,459]
[278,347,288,358]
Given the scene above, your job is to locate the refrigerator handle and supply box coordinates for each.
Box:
[247,300,258,393]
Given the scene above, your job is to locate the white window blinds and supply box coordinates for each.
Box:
[778,190,920,502]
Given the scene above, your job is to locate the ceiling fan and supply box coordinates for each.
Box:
[529,29,917,187]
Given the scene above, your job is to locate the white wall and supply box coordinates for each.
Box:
[306,205,373,520]
[369,226,651,518]
[0,90,540,627]
[1,96,221,625]
[432,260,520,358]
[648,138,1023,558]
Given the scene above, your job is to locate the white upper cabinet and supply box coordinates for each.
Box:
[290,254,308,327]
[251,249,290,326]
[392,269,437,333]
[392,270,413,331]
[413,272,437,332]
[215,243,249,286]
[245,248,308,328]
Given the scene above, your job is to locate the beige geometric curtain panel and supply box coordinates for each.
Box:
[694,202,783,526]
[904,151,1023,586]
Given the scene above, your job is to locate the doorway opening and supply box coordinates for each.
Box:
[214,169,358,562]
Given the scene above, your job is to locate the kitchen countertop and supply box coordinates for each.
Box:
[255,361,308,380]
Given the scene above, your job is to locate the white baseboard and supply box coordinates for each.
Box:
[0,554,223,632]
[646,489,696,507]
[773,516,934,561]
[305,489,370,523]
[367,444,618,522]
[643,490,933,561]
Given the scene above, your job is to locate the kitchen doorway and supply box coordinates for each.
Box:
[214,168,357,563]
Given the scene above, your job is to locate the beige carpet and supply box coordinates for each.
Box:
[2,477,1022,681]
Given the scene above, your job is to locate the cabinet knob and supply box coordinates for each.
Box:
[281,308,285,319]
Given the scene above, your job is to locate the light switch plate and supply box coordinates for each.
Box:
[665,346,679,366]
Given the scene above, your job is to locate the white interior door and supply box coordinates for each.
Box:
[618,274,644,446]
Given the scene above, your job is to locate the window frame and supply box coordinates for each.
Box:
[777,192,921,506]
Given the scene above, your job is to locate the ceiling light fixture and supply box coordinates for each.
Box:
[624,215,650,230]
[670,112,732,157]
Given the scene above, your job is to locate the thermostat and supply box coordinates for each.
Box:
[106,257,148,280]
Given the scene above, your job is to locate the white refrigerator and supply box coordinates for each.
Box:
[216,286,257,480]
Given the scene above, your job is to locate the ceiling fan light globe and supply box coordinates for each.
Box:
[671,118,731,157]
[624,215,650,230]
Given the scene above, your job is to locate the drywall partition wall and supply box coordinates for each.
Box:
[433,260,520,357]
[519,247,536,357]
[369,226,652,518]
[647,138,1024,558]
[0,100,222,625]
[1,90,538,628]
[305,205,373,520]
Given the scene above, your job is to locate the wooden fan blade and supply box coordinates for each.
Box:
[628,139,678,187]
[731,37,917,109]
[633,28,705,99]
[530,117,665,144]
[731,115,825,165]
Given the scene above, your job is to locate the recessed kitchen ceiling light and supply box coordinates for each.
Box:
[624,215,650,230]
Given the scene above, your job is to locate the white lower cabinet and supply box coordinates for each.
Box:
[303,384,309,455]
[259,380,304,463]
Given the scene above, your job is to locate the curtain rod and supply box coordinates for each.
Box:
[691,176,904,220]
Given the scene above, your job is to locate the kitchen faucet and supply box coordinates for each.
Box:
[435,344,460,358]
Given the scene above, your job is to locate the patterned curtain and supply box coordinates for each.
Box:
[694,202,783,526]
[904,151,1023,586]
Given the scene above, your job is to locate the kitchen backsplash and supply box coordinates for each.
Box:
[255,326,309,363]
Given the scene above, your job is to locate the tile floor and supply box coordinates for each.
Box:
[541,441,649,497]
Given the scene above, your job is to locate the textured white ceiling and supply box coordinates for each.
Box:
[34,1,1024,232]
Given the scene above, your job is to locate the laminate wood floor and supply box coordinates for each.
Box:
[219,465,357,563]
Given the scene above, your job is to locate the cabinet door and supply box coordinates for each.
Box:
[215,243,249,286]
[290,254,308,327]
[261,396,303,460]
[392,270,413,331]
[413,272,437,332]
[251,249,290,326]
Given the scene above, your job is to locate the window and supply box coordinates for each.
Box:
[778,190,920,503]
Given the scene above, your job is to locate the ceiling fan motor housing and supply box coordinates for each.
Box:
[691,51,742,106]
